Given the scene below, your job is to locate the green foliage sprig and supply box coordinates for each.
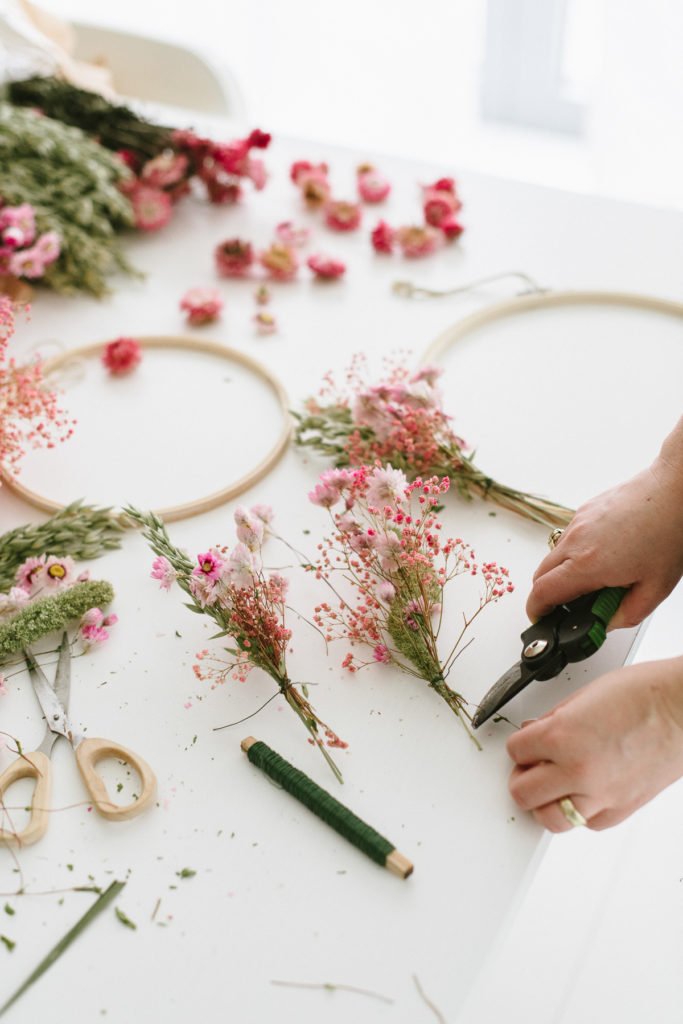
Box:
[0,580,114,660]
[0,503,124,594]
[0,103,136,296]
[7,76,174,161]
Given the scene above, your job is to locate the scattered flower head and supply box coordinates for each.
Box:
[102,337,142,376]
[357,165,391,203]
[180,287,223,326]
[307,253,346,280]
[259,242,299,281]
[215,238,254,278]
[325,200,362,232]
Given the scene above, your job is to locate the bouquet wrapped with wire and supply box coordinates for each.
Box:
[127,504,345,783]
[295,355,573,529]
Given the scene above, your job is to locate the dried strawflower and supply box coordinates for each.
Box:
[357,164,391,203]
[259,243,298,281]
[214,238,254,278]
[180,287,223,326]
[307,253,346,280]
[395,225,441,258]
[129,185,173,231]
[371,220,395,254]
[102,337,142,376]
[253,311,277,336]
[275,221,310,248]
[325,200,362,232]
[422,187,462,228]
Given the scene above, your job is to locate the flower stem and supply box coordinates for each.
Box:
[283,684,343,784]
[429,676,482,751]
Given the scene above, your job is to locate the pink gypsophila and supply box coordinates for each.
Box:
[102,337,142,376]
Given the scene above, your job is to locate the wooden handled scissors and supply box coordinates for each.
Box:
[0,632,156,847]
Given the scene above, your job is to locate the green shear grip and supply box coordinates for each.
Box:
[584,586,628,654]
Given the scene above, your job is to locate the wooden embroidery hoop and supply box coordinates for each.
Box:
[420,289,683,364]
[2,335,292,523]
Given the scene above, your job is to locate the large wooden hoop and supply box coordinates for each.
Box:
[2,335,291,523]
[421,289,683,364]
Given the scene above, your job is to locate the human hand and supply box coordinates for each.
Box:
[506,657,683,831]
[527,453,683,629]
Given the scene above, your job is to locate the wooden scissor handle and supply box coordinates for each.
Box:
[0,751,51,847]
[75,738,156,821]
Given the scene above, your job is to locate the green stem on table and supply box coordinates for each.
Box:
[282,683,343,785]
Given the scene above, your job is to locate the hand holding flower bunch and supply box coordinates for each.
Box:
[295,354,573,529]
[128,504,345,782]
[309,463,513,747]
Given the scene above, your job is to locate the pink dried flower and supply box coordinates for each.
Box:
[298,170,332,207]
[254,284,270,306]
[194,550,224,581]
[180,287,223,326]
[307,253,346,280]
[215,238,254,278]
[151,555,177,590]
[248,129,272,149]
[247,158,267,190]
[15,555,45,592]
[250,503,274,525]
[275,221,310,248]
[34,230,61,264]
[259,242,298,281]
[253,311,277,335]
[80,606,116,646]
[357,165,391,203]
[43,555,76,589]
[373,643,391,663]
[325,200,362,232]
[290,160,328,185]
[141,152,189,189]
[130,185,173,231]
[423,187,461,228]
[102,337,142,376]
[395,224,441,258]
[440,215,465,240]
[8,246,46,280]
[425,177,457,194]
[234,505,265,551]
[0,203,36,244]
[371,220,395,254]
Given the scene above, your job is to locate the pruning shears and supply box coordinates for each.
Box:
[471,586,627,728]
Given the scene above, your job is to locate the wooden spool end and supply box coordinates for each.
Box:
[385,849,414,879]
[241,736,259,754]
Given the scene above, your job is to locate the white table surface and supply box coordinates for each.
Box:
[1,118,682,1023]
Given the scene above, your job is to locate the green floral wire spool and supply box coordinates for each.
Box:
[241,737,413,878]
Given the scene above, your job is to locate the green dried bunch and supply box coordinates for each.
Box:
[0,580,114,660]
[0,503,125,593]
[7,76,175,162]
[0,103,137,296]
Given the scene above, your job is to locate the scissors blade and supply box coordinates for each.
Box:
[53,632,72,711]
[24,645,70,740]
[471,660,537,729]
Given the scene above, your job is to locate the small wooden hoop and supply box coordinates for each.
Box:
[1,335,292,523]
[421,289,683,364]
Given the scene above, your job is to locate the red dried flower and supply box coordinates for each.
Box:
[357,165,391,203]
[215,238,254,278]
[371,220,396,254]
[248,129,272,149]
[423,187,461,227]
[325,200,362,232]
[102,337,142,376]
[440,215,465,240]
[307,253,346,280]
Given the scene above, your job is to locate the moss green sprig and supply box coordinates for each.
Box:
[0,503,124,593]
[0,581,114,660]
